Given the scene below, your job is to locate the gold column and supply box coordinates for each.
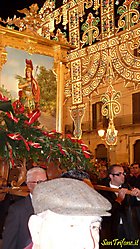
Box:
[56,61,64,132]
[54,45,66,133]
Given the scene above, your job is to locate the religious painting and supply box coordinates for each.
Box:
[0,47,56,131]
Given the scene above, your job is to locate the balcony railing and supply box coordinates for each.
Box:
[65,114,140,134]
[115,113,140,127]
[82,114,140,132]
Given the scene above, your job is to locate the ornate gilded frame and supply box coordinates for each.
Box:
[0,25,71,132]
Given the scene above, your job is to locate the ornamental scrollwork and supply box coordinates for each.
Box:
[116,0,140,33]
[81,13,100,47]
[110,38,140,88]
[101,84,121,120]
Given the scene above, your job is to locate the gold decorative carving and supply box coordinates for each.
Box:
[64,63,71,99]
[70,104,86,139]
[110,42,140,87]
[81,13,100,47]
[82,51,107,96]
[68,26,140,101]
[85,0,93,9]
[81,52,100,85]
[71,59,81,82]
[72,82,83,104]
[101,84,121,120]
[116,0,139,33]
[0,47,7,70]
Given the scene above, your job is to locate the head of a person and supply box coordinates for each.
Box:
[108,164,126,186]
[25,59,33,79]
[131,163,140,176]
[26,68,30,77]
[61,169,93,188]
[28,178,111,249]
[26,167,47,193]
[61,169,90,180]
[98,166,108,179]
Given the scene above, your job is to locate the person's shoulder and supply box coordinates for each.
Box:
[10,195,30,209]
[97,177,110,186]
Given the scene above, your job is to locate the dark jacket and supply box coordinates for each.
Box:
[127,174,140,189]
[0,194,11,239]
[98,179,140,249]
[2,195,34,249]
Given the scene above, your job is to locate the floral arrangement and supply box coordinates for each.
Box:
[0,92,93,172]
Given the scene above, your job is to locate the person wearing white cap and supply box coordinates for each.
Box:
[28,178,111,249]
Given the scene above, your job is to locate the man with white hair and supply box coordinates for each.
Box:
[28,178,111,249]
[2,167,47,249]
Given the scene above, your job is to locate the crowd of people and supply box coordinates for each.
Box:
[0,161,140,249]
[91,161,140,187]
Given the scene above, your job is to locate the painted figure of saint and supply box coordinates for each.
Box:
[18,59,40,111]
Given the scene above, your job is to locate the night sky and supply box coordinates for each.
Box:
[0,0,46,19]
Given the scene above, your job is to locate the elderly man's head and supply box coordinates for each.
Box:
[26,167,47,193]
[28,178,111,249]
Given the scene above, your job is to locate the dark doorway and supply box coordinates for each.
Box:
[95,144,107,161]
[134,139,140,164]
